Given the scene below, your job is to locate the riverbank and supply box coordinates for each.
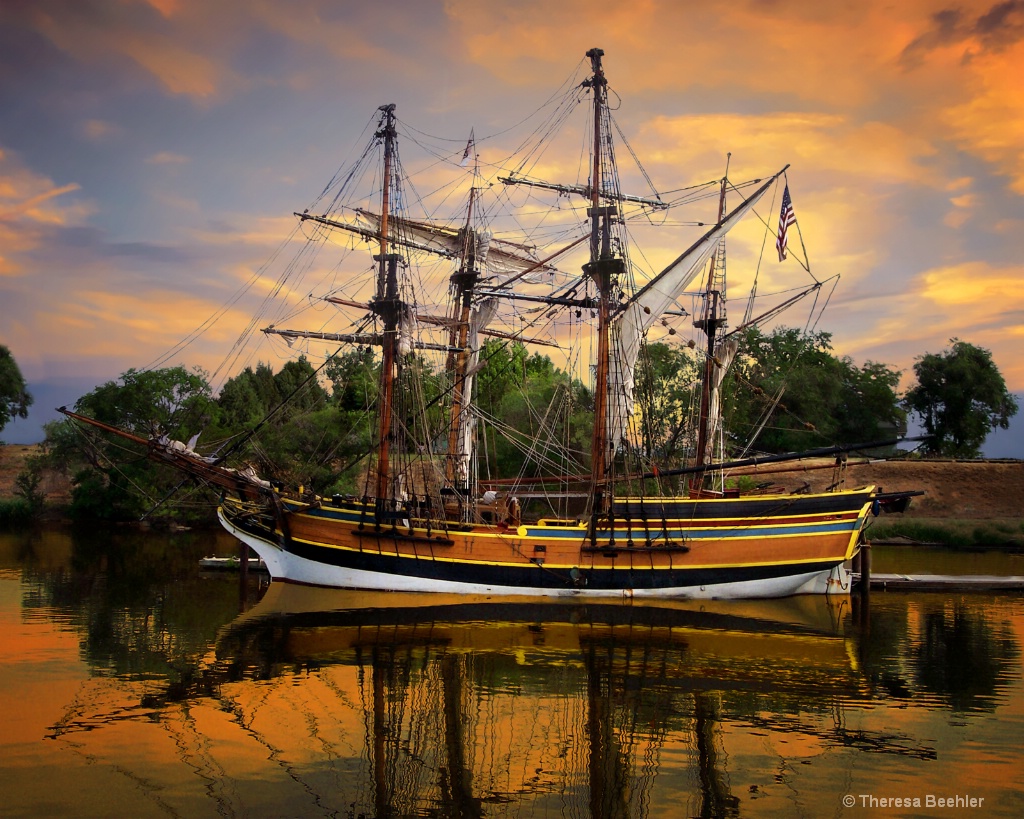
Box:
[2,444,1022,543]
[783,457,1024,549]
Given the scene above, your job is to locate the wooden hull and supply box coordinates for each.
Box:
[219,486,875,599]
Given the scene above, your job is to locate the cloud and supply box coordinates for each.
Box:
[908,261,1024,385]
[2,0,1022,403]
[901,1,1024,65]
[146,151,190,165]
[0,148,91,275]
[79,119,122,141]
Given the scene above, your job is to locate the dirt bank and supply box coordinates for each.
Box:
[778,458,1024,519]
[1,443,1021,521]
[0,444,72,506]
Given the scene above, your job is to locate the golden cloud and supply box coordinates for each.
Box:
[941,43,1024,193]
[911,262,1024,387]
[146,152,190,165]
[0,152,90,274]
[43,288,257,370]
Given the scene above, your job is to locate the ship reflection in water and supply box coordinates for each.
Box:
[212,589,865,818]
[3,528,1023,817]
[42,589,1023,817]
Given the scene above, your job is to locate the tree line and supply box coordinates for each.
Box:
[0,333,1018,523]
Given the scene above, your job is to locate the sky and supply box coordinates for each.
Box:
[1,0,1022,455]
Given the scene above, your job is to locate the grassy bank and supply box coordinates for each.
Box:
[0,497,34,527]
[866,516,1024,550]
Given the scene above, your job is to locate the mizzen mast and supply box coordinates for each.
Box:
[693,158,731,482]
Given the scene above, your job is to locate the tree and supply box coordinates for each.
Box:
[725,327,905,455]
[48,366,216,521]
[903,339,1018,457]
[634,341,701,466]
[474,341,591,481]
[0,345,33,435]
[273,356,328,415]
[78,366,214,436]
[326,348,378,411]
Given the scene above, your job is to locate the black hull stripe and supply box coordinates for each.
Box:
[230,516,840,591]
[612,492,871,519]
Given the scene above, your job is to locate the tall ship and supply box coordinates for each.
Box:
[63,48,916,599]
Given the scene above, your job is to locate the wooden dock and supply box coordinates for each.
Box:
[852,573,1024,591]
[199,556,267,572]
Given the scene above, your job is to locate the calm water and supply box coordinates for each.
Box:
[1,527,1022,818]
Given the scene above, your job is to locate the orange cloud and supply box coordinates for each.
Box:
[861,262,1024,388]
[447,1,1022,197]
[941,42,1024,193]
[0,152,90,275]
[35,288,258,374]
[146,152,190,165]
[79,120,122,142]
[27,4,226,100]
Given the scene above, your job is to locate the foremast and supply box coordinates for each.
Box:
[583,47,623,519]
[371,104,402,506]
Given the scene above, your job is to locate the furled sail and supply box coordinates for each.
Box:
[606,172,780,444]
[354,210,557,282]
[703,337,740,467]
[451,297,499,486]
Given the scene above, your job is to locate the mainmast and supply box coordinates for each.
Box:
[583,47,625,516]
[444,186,481,513]
[372,104,402,505]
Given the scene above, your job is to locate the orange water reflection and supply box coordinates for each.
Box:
[1,528,1023,817]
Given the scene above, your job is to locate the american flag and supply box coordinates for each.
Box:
[776,184,797,261]
[459,128,475,167]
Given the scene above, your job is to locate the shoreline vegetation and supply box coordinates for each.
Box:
[867,518,1024,551]
[2,443,1022,549]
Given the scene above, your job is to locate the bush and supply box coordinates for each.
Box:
[0,497,33,527]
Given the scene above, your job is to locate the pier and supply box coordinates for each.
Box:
[852,573,1024,591]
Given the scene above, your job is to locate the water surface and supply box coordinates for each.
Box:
[1,527,1022,817]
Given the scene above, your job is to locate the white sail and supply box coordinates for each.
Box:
[607,174,778,444]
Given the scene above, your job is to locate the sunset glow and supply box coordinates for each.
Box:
[1,0,1021,448]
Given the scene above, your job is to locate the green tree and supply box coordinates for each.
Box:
[326,348,378,411]
[0,345,33,435]
[634,341,701,466]
[50,366,216,522]
[725,327,905,454]
[208,354,375,496]
[77,366,214,436]
[214,369,264,431]
[475,341,591,480]
[903,339,1018,457]
[273,356,328,415]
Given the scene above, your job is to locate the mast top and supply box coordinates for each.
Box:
[584,48,606,89]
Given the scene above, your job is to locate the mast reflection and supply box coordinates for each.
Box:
[211,588,862,817]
